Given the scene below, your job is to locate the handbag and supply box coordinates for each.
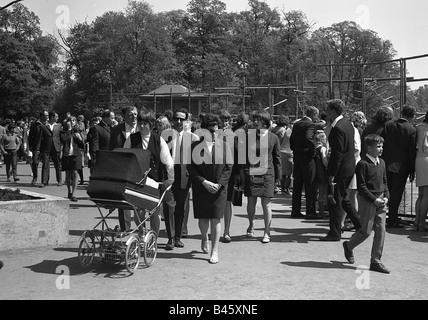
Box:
[250,175,265,185]
[231,186,243,206]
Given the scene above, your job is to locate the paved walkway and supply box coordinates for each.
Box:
[0,162,427,301]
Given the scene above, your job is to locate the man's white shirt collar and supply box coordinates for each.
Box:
[331,115,344,128]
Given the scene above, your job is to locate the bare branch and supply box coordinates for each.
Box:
[0,0,23,12]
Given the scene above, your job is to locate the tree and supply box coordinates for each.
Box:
[0,3,59,118]
[60,0,184,115]
[308,21,399,116]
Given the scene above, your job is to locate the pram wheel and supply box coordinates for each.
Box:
[143,230,158,266]
[78,231,96,269]
[125,236,141,274]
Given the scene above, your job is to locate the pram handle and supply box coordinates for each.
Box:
[137,168,152,185]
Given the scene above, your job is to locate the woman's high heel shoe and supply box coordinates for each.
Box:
[209,250,219,264]
[201,240,209,254]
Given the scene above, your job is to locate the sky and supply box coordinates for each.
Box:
[4,0,428,89]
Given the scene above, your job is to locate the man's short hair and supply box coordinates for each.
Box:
[402,105,416,118]
[326,99,345,115]
[122,105,137,115]
[174,108,189,120]
[101,109,112,119]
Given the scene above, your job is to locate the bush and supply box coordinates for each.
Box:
[0,188,36,201]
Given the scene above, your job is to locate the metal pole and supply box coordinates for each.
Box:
[170,88,173,109]
[110,82,113,109]
[242,76,246,113]
[400,59,403,113]
[188,83,191,113]
[403,59,407,107]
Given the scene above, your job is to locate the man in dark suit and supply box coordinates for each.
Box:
[320,99,361,241]
[109,106,138,151]
[28,110,48,185]
[161,109,199,250]
[39,111,62,188]
[290,106,321,219]
[382,105,416,228]
[88,109,114,171]
[109,106,139,232]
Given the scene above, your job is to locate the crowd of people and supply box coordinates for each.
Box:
[1,99,427,271]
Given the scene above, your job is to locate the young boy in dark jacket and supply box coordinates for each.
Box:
[343,134,391,274]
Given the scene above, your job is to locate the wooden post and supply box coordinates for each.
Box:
[361,64,366,114]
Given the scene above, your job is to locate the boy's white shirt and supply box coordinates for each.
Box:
[366,153,379,165]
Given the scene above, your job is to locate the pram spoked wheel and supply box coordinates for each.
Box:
[78,231,96,268]
[125,236,141,274]
[142,230,158,266]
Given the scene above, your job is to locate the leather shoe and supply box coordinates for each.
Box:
[387,222,404,228]
[174,238,184,248]
[165,239,174,251]
[291,212,305,218]
[343,241,355,264]
[39,184,46,188]
[305,214,322,220]
[370,262,390,274]
[319,235,340,241]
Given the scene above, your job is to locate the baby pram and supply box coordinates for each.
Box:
[78,148,172,274]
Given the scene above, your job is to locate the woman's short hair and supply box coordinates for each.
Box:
[234,112,249,129]
[275,114,289,127]
[351,111,367,129]
[201,113,220,129]
[251,110,271,129]
[138,110,156,129]
[372,106,394,125]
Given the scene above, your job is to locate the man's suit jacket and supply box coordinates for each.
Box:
[327,117,355,179]
[109,122,127,150]
[39,123,62,153]
[88,121,111,163]
[28,120,44,152]
[382,118,416,175]
[290,116,316,161]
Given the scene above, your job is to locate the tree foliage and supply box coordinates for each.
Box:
[0,3,59,119]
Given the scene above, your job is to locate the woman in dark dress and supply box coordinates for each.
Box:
[244,110,282,244]
[187,114,232,264]
[60,116,85,202]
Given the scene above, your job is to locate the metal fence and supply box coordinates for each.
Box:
[399,180,417,221]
